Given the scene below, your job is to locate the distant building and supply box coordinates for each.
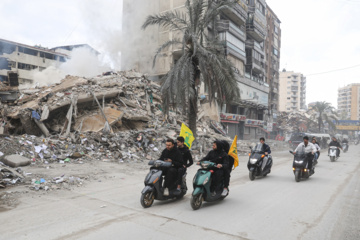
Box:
[337,83,360,120]
[279,70,307,112]
[0,38,97,84]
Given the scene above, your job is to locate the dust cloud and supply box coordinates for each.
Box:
[22,47,110,88]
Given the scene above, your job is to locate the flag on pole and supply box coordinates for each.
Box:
[229,135,239,169]
[179,123,195,149]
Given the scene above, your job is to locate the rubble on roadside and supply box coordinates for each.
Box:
[1,70,258,190]
[276,111,317,133]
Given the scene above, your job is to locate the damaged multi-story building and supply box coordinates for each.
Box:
[123,0,281,140]
[0,38,97,85]
[0,38,68,85]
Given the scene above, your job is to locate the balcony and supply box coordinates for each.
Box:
[216,19,230,32]
[272,88,278,94]
[246,5,266,42]
[225,40,246,62]
[246,55,264,74]
[221,0,248,26]
[291,87,299,91]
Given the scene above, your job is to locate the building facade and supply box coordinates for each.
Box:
[264,5,281,120]
[123,0,274,139]
[337,83,360,120]
[0,38,68,84]
[279,70,307,112]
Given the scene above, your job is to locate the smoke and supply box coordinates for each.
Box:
[79,0,159,73]
[120,0,159,73]
[22,47,110,88]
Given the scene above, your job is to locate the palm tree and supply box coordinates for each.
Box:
[142,0,240,136]
[308,101,338,133]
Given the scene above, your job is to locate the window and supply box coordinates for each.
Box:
[226,32,245,53]
[273,47,278,56]
[274,26,279,35]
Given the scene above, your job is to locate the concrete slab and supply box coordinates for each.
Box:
[2,154,30,168]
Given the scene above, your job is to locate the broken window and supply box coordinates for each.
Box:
[0,57,11,70]
[17,62,38,71]
[0,41,16,54]
[18,46,38,56]
[39,51,55,60]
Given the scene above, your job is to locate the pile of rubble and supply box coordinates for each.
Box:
[276,111,317,133]
[1,70,254,189]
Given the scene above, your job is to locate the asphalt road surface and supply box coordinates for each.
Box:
[1,146,360,240]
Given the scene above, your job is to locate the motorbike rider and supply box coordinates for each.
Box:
[159,138,184,196]
[294,136,316,174]
[328,137,342,157]
[259,137,271,171]
[342,138,349,151]
[311,138,321,161]
[176,136,193,169]
[176,136,193,191]
[221,140,232,197]
[199,140,229,196]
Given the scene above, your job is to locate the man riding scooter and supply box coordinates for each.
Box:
[328,137,342,158]
[159,138,184,196]
[294,136,316,174]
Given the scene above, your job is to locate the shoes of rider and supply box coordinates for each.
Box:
[163,188,169,196]
[221,188,228,197]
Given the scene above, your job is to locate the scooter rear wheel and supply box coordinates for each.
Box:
[190,194,203,210]
[140,192,154,208]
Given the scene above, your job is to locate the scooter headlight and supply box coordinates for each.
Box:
[201,162,209,168]
[203,177,209,185]
[294,160,304,164]
[250,158,258,164]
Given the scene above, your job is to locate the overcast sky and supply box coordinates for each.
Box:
[1,0,359,108]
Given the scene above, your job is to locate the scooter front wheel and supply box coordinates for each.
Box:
[295,170,300,182]
[249,171,255,181]
[140,191,154,208]
[190,193,203,210]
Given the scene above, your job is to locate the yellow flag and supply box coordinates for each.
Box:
[179,123,195,149]
[229,135,239,169]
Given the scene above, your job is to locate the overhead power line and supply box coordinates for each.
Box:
[306,64,360,76]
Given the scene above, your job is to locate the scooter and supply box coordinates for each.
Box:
[140,160,187,208]
[329,146,338,162]
[190,161,228,210]
[247,145,273,180]
[290,150,315,182]
[355,139,359,145]
[342,143,348,153]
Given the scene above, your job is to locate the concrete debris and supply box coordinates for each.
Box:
[276,111,317,133]
[0,69,269,191]
[2,154,31,168]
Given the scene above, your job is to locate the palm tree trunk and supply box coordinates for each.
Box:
[189,85,197,138]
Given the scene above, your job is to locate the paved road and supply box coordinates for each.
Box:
[1,146,360,240]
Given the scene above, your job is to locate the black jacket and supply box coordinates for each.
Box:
[201,140,229,169]
[159,147,184,168]
[329,141,342,148]
[262,143,271,154]
[178,145,193,168]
